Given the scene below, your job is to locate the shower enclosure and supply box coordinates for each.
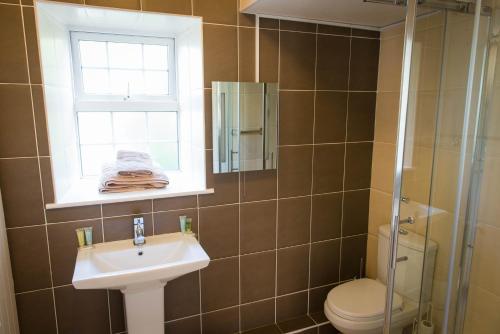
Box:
[373,0,499,333]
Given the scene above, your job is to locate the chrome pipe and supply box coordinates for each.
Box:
[383,0,418,332]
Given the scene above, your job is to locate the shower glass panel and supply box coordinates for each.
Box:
[385,0,490,333]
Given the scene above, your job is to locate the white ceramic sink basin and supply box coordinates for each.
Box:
[72,232,210,334]
[73,232,209,290]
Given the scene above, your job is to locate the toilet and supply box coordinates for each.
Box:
[324,224,437,334]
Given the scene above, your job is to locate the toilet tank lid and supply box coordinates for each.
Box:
[378,225,437,252]
[326,279,403,320]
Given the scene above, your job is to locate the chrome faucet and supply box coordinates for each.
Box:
[133,217,146,246]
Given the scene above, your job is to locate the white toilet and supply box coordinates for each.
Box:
[324,224,437,334]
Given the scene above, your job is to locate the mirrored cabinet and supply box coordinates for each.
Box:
[212,82,278,173]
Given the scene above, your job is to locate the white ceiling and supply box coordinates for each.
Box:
[240,0,409,30]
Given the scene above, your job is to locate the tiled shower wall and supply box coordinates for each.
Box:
[0,0,379,333]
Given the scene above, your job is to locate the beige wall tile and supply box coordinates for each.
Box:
[371,142,396,193]
[365,234,378,279]
[374,91,399,144]
[377,34,403,92]
[368,189,392,235]
[463,285,500,334]
[469,224,500,296]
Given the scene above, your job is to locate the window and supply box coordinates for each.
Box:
[70,31,179,176]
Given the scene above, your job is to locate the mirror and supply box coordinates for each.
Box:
[212,82,278,173]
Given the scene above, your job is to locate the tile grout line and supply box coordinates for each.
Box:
[18,2,59,333]
[274,18,281,324]
[306,23,319,315]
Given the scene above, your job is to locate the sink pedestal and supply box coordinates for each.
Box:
[122,282,166,334]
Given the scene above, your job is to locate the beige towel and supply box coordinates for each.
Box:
[99,163,169,193]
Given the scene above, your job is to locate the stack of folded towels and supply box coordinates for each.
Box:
[99,150,169,193]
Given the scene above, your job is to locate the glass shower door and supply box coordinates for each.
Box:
[384,0,489,333]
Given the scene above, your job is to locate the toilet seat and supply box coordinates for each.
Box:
[326,279,403,322]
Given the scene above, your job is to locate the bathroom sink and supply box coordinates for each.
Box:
[72,232,210,334]
[73,232,209,289]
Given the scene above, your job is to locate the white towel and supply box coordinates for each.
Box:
[114,150,155,176]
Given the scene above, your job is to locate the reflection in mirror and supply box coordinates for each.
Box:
[212,82,278,173]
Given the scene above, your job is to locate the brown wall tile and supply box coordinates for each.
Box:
[108,290,125,334]
[164,272,200,320]
[154,208,198,234]
[204,89,213,149]
[194,0,237,25]
[166,315,201,334]
[316,34,350,90]
[241,299,276,331]
[279,91,314,145]
[239,5,255,28]
[199,204,238,259]
[202,306,239,334]
[103,213,153,242]
[278,315,315,332]
[259,18,279,30]
[8,226,51,292]
[54,286,110,334]
[241,250,276,303]
[46,205,101,224]
[0,5,28,83]
[276,291,308,322]
[201,257,239,312]
[22,7,42,84]
[0,158,44,227]
[347,92,376,142]
[340,234,367,280]
[102,199,151,217]
[259,29,279,82]
[349,38,380,91]
[240,200,276,254]
[280,20,316,33]
[204,24,238,87]
[142,0,192,14]
[310,239,340,287]
[32,86,50,156]
[48,219,103,286]
[16,289,57,334]
[0,85,37,158]
[309,284,336,312]
[153,195,197,212]
[240,170,277,202]
[85,0,140,9]
[343,190,370,236]
[318,24,350,36]
[239,27,256,82]
[278,197,310,248]
[312,144,345,194]
[199,173,239,207]
[279,31,316,90]
[278,146,313,198]
[314,91,348,144]
[311,193,342,242]
[344,143,373,190]
[40,157,55,204]
[277,245,309,295]
[352,29,380,38]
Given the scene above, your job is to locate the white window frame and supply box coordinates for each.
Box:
[70,31,178,112]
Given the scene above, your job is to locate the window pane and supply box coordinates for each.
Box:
[81,145,114,176]
[108,42,142,69]
[149,142,178,170]
[113,112,147,143]
[79,41,107,67]
[148,112,177,141]
[144,44,168,70]
[144,71,169,95]
[78,112,112,144]
[109,70,144,95]
[82,69,109,94]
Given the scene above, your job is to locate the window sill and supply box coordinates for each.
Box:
[45,171,213,209]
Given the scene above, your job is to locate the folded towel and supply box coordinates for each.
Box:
[114,150,155,176]
[99,163,169,193]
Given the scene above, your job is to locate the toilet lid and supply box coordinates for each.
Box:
[326,278,403,321]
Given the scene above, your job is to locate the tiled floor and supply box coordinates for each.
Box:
[242,313,339,334]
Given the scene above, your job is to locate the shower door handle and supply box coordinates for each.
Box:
[399,216,415,225]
